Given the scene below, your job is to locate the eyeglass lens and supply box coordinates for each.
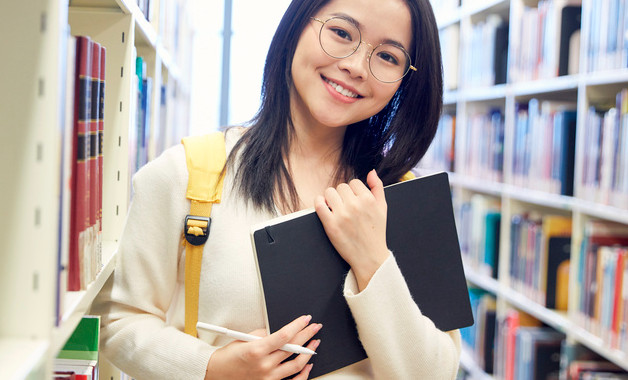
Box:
[319,17,411,83]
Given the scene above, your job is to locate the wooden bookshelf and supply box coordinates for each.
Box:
[431,0,628,377]
[0,0,193,378]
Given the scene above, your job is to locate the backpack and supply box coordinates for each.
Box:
[180,131,415,337]
[181,132,226,337]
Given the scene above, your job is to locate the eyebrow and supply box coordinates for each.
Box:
[327,12,410,52]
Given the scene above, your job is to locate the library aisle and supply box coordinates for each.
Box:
[424,0,628,379]
[0,0,193,378]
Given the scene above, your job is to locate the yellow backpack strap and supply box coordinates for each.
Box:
[400,170,415,182]
[181,131,226,337]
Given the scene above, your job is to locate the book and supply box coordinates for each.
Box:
[558,5,582,76]
[493,20,509,85]
[618,249,628,351]
[540,215,572,309]
[55,315,100,380]
[530,331,564,380]
[546,236,571,310]
[88,41,100,288]
[462,287,487,349]
[568,360,623,380]
[97,44,106,274]
[68,36,92,292]
[250,172,473,378]
[515,327,564,380]
[475,295,496,374]
[484,211,501,279]
[561,110,577,196]
[558,341,603,380]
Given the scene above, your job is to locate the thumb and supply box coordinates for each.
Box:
[367,169,385,205]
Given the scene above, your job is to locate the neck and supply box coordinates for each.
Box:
[288,96,346,168]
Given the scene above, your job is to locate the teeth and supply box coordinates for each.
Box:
[324,78,358,98]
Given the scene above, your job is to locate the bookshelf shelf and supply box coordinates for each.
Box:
[460,345,495,380]
[134,14,158,48]
[52,242,117,356]
[0,339,48,380]
[461,0,509,20]
[463,267,628,372]
[158,45,181,81]
[572,200,628,225]
[0,0,193,377]
[449,173,504,197]
[568,324,628,372]
[502,185,575,212]
[436,0,628,370]
[444,90,459,105]
[582,68,628,87]
[451,173,628,222]
[458,84,507,102]
[510,75,580,98]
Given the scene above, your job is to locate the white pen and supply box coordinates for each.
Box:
[196,322,317,355]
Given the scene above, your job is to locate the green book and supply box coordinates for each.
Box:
[57,315,100,361]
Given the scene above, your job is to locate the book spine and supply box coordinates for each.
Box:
[98,45,106,273]
[89,42,100,287]
[68,36,92,292]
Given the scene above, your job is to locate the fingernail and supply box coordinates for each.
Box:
[315,323,323,331]
[312,339,321,349]
[304,315,312,323]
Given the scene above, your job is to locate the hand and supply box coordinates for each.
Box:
[205,315,322,380]
[314,170,391,291]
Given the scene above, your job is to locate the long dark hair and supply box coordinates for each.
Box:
[227,0,443,213]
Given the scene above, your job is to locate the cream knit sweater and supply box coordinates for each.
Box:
[91,130,461,379]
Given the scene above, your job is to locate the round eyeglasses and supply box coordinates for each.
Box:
[311,16,417,83]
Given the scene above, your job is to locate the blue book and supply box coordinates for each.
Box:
[558,110,577,196]
[484,211,501,279]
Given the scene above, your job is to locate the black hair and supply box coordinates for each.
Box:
[227,0,443,213]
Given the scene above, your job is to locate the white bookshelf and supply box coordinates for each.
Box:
[0,0,192,378]
[433,0,628,377]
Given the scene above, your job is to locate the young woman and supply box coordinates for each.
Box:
[92,0,461,378]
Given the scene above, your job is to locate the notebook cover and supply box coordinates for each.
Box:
[251,172,473,377]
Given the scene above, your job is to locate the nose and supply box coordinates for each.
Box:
[337,41,371,80]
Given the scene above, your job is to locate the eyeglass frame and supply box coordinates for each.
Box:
[310,16,417,83]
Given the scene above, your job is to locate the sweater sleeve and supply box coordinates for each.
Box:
[343,254,462,380]
[91,146,214,380]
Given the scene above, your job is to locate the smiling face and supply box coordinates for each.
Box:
[289,0,413,132]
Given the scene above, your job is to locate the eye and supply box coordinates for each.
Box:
[329,27,353,42]
[375,50,400,66]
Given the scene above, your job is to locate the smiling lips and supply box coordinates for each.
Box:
[322,76,362,100]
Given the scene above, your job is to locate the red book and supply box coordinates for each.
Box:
[504,311,519,380]
[88,42,101,286]
[98,45,106,270]
[612,249,627,348]
[582,221,628,326]
[68,36,92,291]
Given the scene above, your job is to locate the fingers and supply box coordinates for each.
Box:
[261,315,312,354]
[292,363,314,380]
[366,169,386,205]
[275,339,319,379]
[269,321,322,362]
[319,177,372,211]
[265,316,322,378]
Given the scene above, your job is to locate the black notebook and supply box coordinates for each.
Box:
[250,172,473,377]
